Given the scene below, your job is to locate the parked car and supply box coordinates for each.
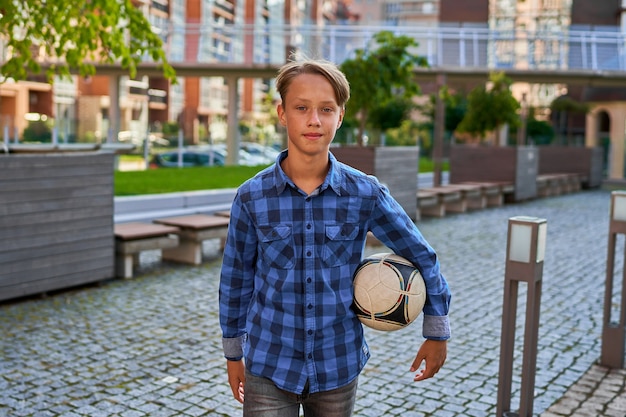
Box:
[203,144,272,166]
[150,150,225,168]
[240,142,280,164]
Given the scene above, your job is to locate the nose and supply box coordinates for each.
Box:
[308,110,321,127]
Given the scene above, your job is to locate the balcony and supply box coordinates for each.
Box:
[148,88,167,109]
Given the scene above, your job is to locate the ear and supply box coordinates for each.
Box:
[277,103,287,127]
[336,107,345,129]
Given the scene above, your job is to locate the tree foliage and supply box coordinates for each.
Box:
[549,96,590,114]
[0,0,176,82]
[550,96,590,145]
[339,30,428,145]
[421,86,467,134]
[455,72,520,145]
[526,109,555,145]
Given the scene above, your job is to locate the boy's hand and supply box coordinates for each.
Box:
[226,359,245,403]
[410,339,447,381]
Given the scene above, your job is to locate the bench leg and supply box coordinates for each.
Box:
[486,193,503,207]
[466,196,486,210]
[162,239,203,265]
[445,199,466,213]
[420,203,445,217]
[116,253,135,279]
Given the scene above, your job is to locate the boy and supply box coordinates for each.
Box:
[219,58,451,417]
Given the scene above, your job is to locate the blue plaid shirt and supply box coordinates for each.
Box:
[219,150,451,395]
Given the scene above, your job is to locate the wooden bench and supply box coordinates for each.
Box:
[537,173,581,197]
[555,173,583,193]
[458,181,505,207]
[475,181,515,203]
[537,174,556,197]
[418,186,464,218]
[568,173,583,192]
[153,214,230,265]
[213,210,231,218]
[114,222,180,279]
[417,189,442,218]
[443,183,485,210]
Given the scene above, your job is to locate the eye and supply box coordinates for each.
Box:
[296,105,307,111]
[322,107,334,113]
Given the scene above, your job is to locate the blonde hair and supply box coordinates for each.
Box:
[275,59,350,108]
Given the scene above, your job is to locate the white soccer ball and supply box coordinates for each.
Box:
[352,252,426,331]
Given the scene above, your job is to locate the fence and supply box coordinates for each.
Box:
[152,23,626,72]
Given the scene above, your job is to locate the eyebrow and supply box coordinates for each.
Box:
[291,98,339,106]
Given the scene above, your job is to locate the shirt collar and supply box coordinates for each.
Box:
[273,150,342,196]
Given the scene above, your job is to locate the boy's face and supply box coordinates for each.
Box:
[277,73,344,158]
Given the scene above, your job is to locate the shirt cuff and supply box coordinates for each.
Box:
[222,334,247,361]
[423,315,451,340]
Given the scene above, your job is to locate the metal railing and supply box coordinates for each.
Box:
[1,23,625,75]
[151,23,626,72]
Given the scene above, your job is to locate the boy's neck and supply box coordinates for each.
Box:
[281,151,330,195]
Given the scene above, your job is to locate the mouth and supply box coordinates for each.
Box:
[304,133,323,140]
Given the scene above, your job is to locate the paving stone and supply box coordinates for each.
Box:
[2,190,626,416]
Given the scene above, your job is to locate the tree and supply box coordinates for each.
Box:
[420,86,467,140]
[550,96,590,145]
[339,30,428,146]
[455,72,520,145]
[526,107,555,145]
[0,0,176,82]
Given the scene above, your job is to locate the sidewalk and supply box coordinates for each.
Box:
[1,188,625,416]
[541,364,626,417]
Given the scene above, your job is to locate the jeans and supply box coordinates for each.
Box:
[243,370,358,417]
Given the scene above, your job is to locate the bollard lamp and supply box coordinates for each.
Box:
[609,191,626,231]
[498,215,547,417]
[601,191,626,368]
[506,216,547,282]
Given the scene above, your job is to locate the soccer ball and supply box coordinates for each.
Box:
[352,253,426,331]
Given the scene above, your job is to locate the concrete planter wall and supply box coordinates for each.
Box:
[449,145,539,201]
[331,146,419,220]
[537,146,603,188]
[0,152,115,301]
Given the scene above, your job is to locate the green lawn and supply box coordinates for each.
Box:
[114,157,447,196]
[114,165,270,196]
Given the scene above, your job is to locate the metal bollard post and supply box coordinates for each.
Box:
[177,129,184,168]
[143,137,151,170]
[497,216,548,417]
[601,191,626,368]
[3,124,8,152]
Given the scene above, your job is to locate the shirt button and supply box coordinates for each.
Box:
[308,304,313,309]
[306,251,312,257]
[306,223,312,229]
[308,353,313,359]
[308,329,313,335]
[307,277,312,283]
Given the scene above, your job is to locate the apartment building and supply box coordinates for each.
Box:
[1,0,625,147]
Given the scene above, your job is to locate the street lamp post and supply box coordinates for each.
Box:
[497,216,548,417]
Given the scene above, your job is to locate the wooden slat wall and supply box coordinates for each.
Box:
[331,146,418,220]
[449,145,539,201]
[373,147,418,221]
[331,147,376,175]
[449,146,518,183]
[0,152,115,301]
[537,146,604,188]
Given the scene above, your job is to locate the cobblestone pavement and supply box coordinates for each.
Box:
[1,188,625,416]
